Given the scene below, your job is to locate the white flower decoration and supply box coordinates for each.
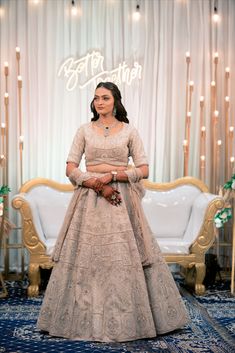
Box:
[214,218,222,228]
[0,203,3,217]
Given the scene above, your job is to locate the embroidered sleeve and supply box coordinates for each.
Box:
[129,127,148,167]
[66,126,85,165]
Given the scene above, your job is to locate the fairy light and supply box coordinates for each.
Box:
[217,140,222,146]
[185,52,190,59]
[213,13,220,22]
[201,126,206,132]
[0,7,4,18]
[18,75,22,88]
[133,4,141,21]
[225,96,230,102]
[4,62,9,76]
[200,155,206,161]
[71,0,78,16]
[212,2,220,23]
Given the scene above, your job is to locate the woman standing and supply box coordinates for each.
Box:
[37,82,188,342]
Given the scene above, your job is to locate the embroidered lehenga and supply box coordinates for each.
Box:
[37,122,188,342]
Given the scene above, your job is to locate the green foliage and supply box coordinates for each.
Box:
[0,186,11,198]
[223,174,235,190]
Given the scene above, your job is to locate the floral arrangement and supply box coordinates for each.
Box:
[223,173,235,190]
[214,174,235,228]
[0,185,14,238]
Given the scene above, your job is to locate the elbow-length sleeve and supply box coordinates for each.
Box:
[66,126,85,165]
[129,127,149,167]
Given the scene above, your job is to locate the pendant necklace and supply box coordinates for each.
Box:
[95,119,119,137]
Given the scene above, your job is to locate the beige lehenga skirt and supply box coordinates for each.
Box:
[37,179,189,342]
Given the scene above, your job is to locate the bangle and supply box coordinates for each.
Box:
[111,171,118,182]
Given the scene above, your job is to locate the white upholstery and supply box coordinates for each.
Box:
[18,187,73,255]
[14,183,218,256]
[142,185,218,254]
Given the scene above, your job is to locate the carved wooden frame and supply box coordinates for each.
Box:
[12,178,73,296]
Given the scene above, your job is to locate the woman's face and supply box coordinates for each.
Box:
[93,87,115,116]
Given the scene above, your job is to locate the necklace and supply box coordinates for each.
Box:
[95,119,119,137]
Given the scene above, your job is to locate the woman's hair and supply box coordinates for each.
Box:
[90,82,129,123]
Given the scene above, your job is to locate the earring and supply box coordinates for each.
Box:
[113,107,117,116]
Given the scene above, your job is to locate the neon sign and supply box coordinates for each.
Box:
[58,51,142,91]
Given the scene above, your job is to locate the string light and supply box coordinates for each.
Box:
[71,0,78,16]
[213,13,220,22]
[133,3,141,21]
[212,0,220,23]
[185,51,190,59]
[214,52,219,63]
[0,7,4,18]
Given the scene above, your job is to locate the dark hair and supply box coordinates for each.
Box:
[90,82,129,123]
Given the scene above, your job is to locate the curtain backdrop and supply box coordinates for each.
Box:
[0,0,235,269]
[0,0,235,188]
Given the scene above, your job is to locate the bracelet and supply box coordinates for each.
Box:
[111,171,118,182]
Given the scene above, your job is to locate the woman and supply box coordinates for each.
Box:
[37,82,188,342]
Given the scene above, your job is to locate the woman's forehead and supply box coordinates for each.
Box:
[95,87,113,96]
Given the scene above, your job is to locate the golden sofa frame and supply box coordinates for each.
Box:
[12,177,224,297]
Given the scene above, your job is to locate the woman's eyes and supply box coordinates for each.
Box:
[94,96,110,101]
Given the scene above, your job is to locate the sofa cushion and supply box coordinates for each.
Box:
[157,240,191,254]
[183,192,218,245]
[142,185,202,239]
[27,186,73,243]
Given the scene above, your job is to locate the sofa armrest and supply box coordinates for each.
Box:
[12,193,47,254]
[184,193,224,254]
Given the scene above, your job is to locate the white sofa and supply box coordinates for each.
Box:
[12,177,224,296]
